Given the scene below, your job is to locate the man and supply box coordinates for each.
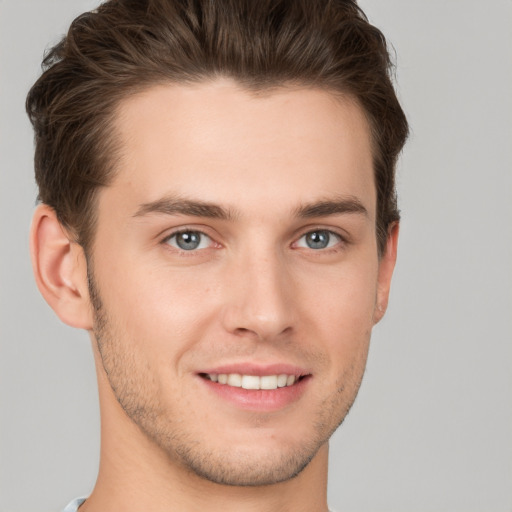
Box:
[27,0,408,510]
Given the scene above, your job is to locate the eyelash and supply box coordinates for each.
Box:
[293,229,345,251]
[161,227,347,254]
[162,229,216,253]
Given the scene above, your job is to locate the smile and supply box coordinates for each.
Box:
[202,373,299,390]
[198,369,311,411]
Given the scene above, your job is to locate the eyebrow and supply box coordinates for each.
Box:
[133,196,236,220]
[133,194,368,220]
[294,196,368,218]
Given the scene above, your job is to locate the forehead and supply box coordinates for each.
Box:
[107,79,375,219]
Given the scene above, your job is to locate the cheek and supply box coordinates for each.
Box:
[301,259,379,337]
[95,256,212,346]
[96,255,235,376]
[296,256,378,389]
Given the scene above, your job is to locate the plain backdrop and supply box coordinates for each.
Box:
[1,1,511,511]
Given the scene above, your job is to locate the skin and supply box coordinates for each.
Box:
[31,79,398,512]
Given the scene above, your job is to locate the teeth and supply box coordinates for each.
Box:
[260,375,277,390]
[227,374,242,387]
[241,375,260,390]
[277,374,288,387]
[207,373,299,390]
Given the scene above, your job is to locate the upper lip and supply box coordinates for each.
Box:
[197,362,310,377]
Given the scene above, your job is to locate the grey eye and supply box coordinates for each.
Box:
[166,231,211,251]
[297,230,340,250]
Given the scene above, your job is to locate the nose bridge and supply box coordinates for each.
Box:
[223,243,296,340]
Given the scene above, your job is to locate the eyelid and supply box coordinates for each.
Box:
[161,226,219,251]
[292,227,348,250]
[159,224,214,241]
[158,224,349,252]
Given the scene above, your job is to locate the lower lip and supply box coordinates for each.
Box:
[199,375,311,412]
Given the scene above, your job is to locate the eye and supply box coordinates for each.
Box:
[164,230,212,251]
[295,229,342,250]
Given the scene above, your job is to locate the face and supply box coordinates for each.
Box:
[88,80,393,486]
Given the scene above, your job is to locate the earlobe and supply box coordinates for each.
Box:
[373,222,399,325]
[30,204,93,330]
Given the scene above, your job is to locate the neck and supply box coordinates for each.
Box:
[83,423,329,512]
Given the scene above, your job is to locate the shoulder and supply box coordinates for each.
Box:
[61,497,87,512]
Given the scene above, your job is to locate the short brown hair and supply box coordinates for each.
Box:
[27,0,408,255]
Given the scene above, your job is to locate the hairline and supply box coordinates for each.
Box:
[80,76,385,256]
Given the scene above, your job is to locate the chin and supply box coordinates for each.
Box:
[171,439,323,487]
[135,407,337,487]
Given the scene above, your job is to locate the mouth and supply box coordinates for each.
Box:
[199,372,307,390]
[197,366,311,411]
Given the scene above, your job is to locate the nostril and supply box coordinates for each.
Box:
[234,327,252,335]
[232,324,293,341]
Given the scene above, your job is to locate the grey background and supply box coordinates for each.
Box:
[1,1,511,511]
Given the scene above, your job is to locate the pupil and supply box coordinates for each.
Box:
[306,231,329,249]
[177,231,201,250]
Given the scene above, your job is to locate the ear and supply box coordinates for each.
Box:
[373,222,399,324]
[30,204,93,329]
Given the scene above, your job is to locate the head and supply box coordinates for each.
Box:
[27,0,407,258]
[28,0,408,490]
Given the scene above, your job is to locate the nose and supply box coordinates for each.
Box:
[221,248,297,341]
